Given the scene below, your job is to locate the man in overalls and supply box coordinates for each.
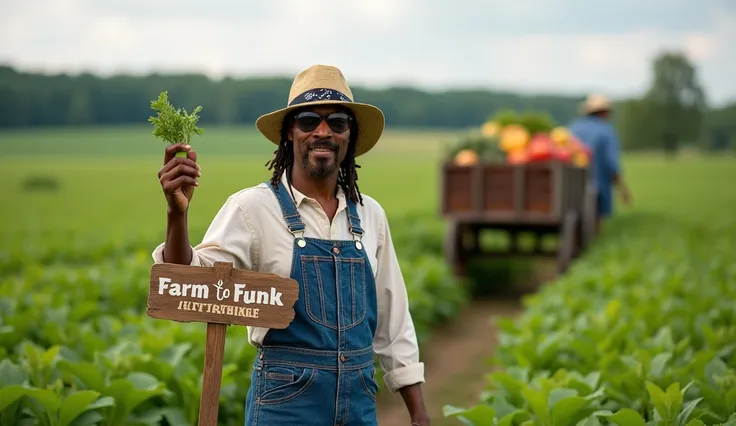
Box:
[568,93,631,233]
[153,64,429,425]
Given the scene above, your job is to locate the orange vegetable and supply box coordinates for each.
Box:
[499,124,530,152]
[454,149,479,166]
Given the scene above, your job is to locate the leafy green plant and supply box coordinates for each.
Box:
[148,91,204,154]
[488,109,558,135]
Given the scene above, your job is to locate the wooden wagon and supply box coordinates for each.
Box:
[440,160,598,277]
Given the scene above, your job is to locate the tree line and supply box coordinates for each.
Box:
[0,50,734,152]
[614,51,735,152]
[0,65,583,129]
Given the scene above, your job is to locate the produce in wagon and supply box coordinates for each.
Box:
[506,147,529,164]
[480,121,500,138]
[453,149,480,166]
[499,124,530,152]
[449,109,595,167]
[553,145,573,163]
[526,133,556,162]
[550,126,571,146]
[445,132,506,164]
[567,134,593,166]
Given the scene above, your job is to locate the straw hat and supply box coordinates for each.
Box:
[255,64,385,157]
[579,93,612,114]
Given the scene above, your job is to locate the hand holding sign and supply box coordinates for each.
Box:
[147,261,298,425]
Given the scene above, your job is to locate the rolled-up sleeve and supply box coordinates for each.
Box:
[151,196,257,270]
[372,208,425,393]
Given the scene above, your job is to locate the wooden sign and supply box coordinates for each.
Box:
[147,261,298,327]
[147,261,298,426]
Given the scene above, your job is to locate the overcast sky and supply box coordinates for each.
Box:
[3,0,735,105]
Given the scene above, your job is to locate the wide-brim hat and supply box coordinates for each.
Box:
[255,64,385,157]
[579,93,612,114]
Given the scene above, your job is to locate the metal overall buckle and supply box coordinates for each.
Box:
[350,228,363,250]
[291,229,307,247]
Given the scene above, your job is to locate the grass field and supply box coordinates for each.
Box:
[2,125,736,425]
[2,126,459,249]
[2,125,465,276]
[4,125,733,256]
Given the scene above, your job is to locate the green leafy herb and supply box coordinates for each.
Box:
[148,91,204,145]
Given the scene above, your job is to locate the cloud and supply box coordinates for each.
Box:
[1,0,734,105]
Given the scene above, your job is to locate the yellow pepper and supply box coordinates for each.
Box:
[499,124,530,152]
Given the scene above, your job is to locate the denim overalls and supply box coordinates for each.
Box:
[244,179,379,425]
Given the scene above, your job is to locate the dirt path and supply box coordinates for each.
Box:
[375,261,557,426]
[374,298,523,426]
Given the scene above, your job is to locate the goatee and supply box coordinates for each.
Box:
[302,154,338,178]
[302,140,339,178]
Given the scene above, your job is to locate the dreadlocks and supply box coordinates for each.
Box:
[265,110,363,206]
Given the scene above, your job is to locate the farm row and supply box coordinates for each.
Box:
[443,159,736,424]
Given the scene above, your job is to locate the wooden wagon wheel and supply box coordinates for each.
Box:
[557,210,580,275]
[444,219,466,277]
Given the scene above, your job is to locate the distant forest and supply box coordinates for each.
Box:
[0,65,596,129]
[0,61,734,151]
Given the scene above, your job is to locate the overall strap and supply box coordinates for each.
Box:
[265,179,305,237]
[345,197,364,241]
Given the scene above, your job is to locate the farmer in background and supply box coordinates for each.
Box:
[153,64,429,426]
[568,94,631,232]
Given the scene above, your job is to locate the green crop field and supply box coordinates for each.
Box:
[2,125,736,425]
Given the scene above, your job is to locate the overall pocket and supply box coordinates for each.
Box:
[359,365,378,402]
[259,365,318,405]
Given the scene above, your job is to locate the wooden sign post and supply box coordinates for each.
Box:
[147,261,299,426]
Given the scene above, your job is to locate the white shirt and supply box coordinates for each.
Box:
[151,172,425,393]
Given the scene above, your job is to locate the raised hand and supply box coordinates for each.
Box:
[158,143,200,213]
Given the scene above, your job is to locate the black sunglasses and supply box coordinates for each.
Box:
[294,111,352,134]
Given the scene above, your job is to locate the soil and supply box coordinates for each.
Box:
[375,260,557,426]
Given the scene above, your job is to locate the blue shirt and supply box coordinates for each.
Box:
[567,115,621,216]
[567,115,621,192]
